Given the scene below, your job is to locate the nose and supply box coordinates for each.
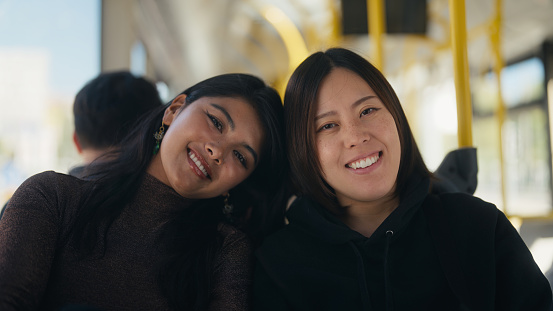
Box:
[343,122,369,148]
[205,142,224,165]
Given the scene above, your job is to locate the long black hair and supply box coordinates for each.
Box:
[73,73,289,310]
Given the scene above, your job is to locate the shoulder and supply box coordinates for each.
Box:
[219,223,249,243]
[429,192,500,221]
[214,223,254,271]
[217,223,253,255]
[436,192,496,208]
[20,170,83,188]
[7,171,88,219]
[425,192,507,246]
[12,171,85,200]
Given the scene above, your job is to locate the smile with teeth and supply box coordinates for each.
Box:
[347,153,380,170]
[188,151,210,178]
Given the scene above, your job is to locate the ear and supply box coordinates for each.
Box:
[162,94,187,126]
[73,132,83,154]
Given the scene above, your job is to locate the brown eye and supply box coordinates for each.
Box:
[360,108,377,117]
[318,123,337,132]
[208,113,223,132]
[234,150,247,168]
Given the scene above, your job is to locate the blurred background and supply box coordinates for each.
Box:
[1,0,553,283]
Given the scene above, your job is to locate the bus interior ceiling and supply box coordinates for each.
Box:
[102,0,553,282]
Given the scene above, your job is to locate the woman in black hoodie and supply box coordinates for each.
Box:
[254,48,552,310]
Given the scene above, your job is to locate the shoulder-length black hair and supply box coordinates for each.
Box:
[284,47,431,214]
[74,73,289,310]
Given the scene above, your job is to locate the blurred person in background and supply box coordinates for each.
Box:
[0,73,289,311]
[0,71,162,219]
[70,70,163,176]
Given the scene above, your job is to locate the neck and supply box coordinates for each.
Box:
[338,196,399,238]
[80,148,110,164]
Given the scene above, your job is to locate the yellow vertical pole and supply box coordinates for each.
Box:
[328,0,342,46]
[368,0,385,72]
[491,0,508,212]
[449,0,473,147]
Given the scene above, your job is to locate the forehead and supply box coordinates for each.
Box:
[192,95,247,107]
[192,96,255,117]
[315,68,376,112]
[197,95,265,142]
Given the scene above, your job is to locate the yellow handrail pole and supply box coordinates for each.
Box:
[328,0,342,46]
[491,0,508,212]
[261,5,310,96]
[368,0,385,72]
[262,6,309,73]
[449,0,473,147]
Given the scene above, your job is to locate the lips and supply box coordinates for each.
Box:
[188,149,211,179]
[346,152,381,169]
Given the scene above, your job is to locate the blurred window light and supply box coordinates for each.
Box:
[0,0,100,203]
[472,57,551,216]
[131,40,147,77]
[530,237,553,274]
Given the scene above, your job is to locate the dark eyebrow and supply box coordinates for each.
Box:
[314,95,377,121]
[351,95,378,109]
[314,110,337,122]
[211,103,234,130]
[244,144,259,166]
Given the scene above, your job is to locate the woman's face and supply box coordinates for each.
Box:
[148,95,265,199]
[314,68,401,208]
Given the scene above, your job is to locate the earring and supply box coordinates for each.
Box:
[223,193,234,215]
[153,123,165,155]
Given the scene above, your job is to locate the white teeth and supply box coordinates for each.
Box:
[188,151,209,177]
[348,154,380,170]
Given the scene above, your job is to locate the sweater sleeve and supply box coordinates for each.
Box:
[208,225,254,311]
[0,172,66,310]
[494,210,553,310]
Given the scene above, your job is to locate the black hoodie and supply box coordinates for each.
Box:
[254,177,552,310]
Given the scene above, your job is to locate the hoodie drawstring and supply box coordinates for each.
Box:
[384,230,394,311]
[349,241,371,310]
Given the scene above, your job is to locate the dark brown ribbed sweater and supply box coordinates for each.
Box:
[0,171,253,311]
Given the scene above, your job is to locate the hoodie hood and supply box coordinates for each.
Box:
[285,175,431,311]
[286,175,430,244]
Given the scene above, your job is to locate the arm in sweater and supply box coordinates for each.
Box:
[0,172,65,310]
[208,225,254,311]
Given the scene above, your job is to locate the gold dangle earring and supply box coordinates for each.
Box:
[153,123,165,155]
[223,193,234,215]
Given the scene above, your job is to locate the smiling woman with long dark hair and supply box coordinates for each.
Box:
[0,73,289,311]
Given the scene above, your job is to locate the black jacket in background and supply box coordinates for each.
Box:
[254,177,552,310]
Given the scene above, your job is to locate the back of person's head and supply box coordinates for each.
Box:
[73,71,162,151]
[284,47,430,213]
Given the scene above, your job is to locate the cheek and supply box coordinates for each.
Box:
[159,133,181,165]
[386,127,402,170]
[390,127,402,154]
[223,165,252,188]
[382,117,401,151]
[316,138,334,174]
